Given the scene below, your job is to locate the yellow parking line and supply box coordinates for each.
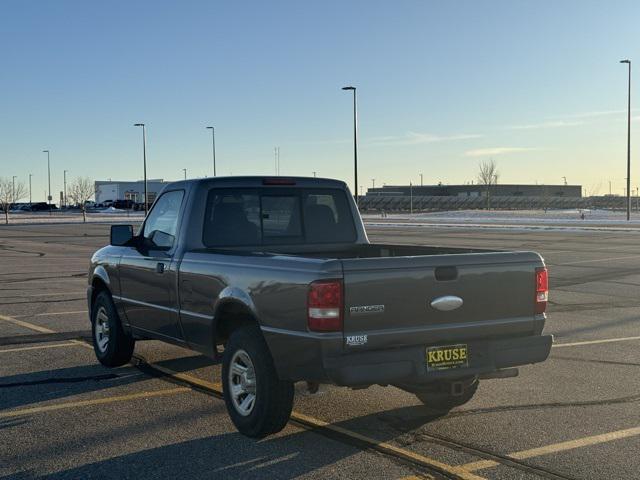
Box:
[0,313,55,333]
[0,292,81,298]
[461,426,640,471]
[0,342,79,353]
[0,387,190,418]
[148,362,486,480]
[16,310,86,318]
[553,336,640,348]
[18,338,470,478]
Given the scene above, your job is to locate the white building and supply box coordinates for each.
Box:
[94,179,170,205]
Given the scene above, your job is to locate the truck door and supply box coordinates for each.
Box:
[118,189,185,340]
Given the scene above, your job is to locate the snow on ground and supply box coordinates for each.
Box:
[1,210,145,225]
[361,209,640,225]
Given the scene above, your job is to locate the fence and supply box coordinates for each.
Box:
[358,195,635,212]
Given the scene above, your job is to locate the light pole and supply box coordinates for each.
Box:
[63,170,68,208]
[206,126,216,176]
[183,168,187,180]
[42,150,51,210]
[134,123,148,215]
[420,173,423,187]
[620,59,632,220]
[371,178,375,189]
[12,176,16,205]
[342,86,358,205]
[29,174,32,204]
[410,181,413,215]
[313,171,317,177]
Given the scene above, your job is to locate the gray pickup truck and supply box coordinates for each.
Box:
[88,176,552,437]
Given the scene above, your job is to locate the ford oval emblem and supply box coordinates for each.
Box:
[430,295,464,312]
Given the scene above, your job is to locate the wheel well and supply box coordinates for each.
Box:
[214,301,259,346]
[91,277,110,313]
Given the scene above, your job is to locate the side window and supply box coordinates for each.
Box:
[143,190,184,249]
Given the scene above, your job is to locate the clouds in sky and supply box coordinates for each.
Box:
[464,147,537,157]
[506,120,584,130]
[365,131,483,147]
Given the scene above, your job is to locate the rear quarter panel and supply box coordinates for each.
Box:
[178,251,342,362]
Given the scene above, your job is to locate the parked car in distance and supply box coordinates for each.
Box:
[87,176,552,438]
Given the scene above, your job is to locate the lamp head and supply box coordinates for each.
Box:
[620,59,631,64]
[341,86,356,91]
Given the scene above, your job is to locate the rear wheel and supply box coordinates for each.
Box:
[413,377,479,414]
[222,325,294,438]
[91,290,135,367]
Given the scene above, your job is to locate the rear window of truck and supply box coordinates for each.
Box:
[202,188,357,246]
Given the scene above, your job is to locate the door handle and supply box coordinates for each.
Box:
[156,262,165,274]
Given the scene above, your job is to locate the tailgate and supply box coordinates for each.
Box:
[341,251,544,349]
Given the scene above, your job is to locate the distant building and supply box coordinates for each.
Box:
[366,184,582,198]
[94,179,170,204]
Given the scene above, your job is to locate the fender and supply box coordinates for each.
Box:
[211,287,259,357]
[214,286,258,319]
[89,265,131,331]
[92,265,112,291]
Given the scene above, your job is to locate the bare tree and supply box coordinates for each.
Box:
[68,177,94,222]
[0,177,27,224]
[477,159,499,209]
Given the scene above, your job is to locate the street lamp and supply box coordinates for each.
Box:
[342,86,358,205]
[134,123,148,215]
[63,170,68,208]
[206,126,216,176]
[371,178,375,189]
[620,59,632,221]
[12,176,16,205]
[420,172,423,187]
[183,168,187,180]
[42,150,51,210]
[29,174,32,204]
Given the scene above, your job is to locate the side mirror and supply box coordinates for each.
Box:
[110,225,134,246]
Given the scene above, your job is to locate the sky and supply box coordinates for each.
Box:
[1,0,639,202]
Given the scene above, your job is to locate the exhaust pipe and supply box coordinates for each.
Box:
[479,368,519,380]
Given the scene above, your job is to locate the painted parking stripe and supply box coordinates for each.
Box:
[0,292,82,298]
[145,361,486,480]
[0,314,55,333]
[0,342,80,353]
[15,310,86,318]
[553,336,640,348]
[0,387,190,418]
[461,426,640,471]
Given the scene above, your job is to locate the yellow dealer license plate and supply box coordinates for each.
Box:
[426,344,469,371]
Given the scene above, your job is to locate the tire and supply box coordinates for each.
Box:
[222,325,294,438]
[414,377,479,414]
[91,290,135,367]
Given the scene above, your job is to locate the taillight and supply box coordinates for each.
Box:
[535,267,548,314]
[308,280,343,332]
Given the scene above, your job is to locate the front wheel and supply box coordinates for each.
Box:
[222,325,294,438]
[91,291,135,367]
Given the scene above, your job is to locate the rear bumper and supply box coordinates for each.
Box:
[322,334,553,387]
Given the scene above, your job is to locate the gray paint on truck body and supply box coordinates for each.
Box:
[88,176,551,387]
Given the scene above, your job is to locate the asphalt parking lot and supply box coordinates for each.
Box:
[1,222,639,480]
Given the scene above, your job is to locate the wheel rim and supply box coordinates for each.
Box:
[228,349,257,416]
[94,306,110,353]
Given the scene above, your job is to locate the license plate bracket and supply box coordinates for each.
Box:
[426,344,469,371]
